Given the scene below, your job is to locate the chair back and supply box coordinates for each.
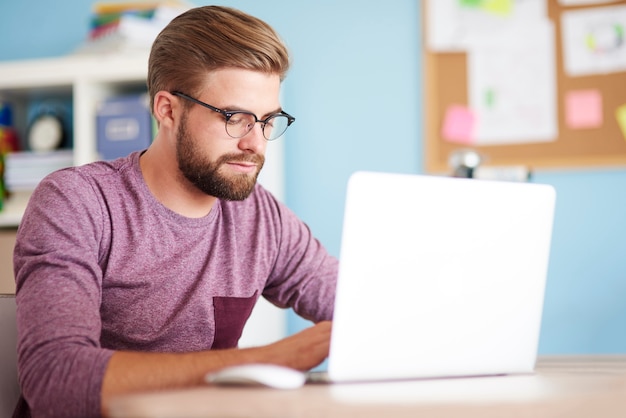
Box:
[0,294,19,417]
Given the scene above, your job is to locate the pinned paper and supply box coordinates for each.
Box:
[442,105,476,144]
[467,20,557,145]
[561,5,626,76]
[565,89,603,129]
[617,104,626,141]
[426,0,546,52]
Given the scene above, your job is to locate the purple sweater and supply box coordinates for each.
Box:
[13,151,338,418]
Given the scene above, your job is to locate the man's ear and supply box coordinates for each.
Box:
[153,91,177,128]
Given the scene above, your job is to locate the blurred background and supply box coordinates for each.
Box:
[0,0,625,354]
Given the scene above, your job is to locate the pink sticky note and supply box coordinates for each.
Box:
[441,105,475,144]
[565,90,603,129]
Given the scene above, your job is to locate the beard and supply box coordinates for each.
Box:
[176,113,265,201]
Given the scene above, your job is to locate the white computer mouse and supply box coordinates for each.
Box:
[205,363,306,390]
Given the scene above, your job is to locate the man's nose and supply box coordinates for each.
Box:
[238,122,266,154]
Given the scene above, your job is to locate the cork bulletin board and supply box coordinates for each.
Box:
[423,0,626,173]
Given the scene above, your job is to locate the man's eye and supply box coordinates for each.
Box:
[264,119,275,128]
[227,115,245,125]
[227,114,255,126]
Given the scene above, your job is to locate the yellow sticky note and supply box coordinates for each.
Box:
[483,0,513,16]
[617,104,626,141]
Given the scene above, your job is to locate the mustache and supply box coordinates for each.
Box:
[217,153,265,166]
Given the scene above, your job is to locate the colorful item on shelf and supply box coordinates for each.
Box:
[87,0,190,41]
[0,102,20,211]
[0,102,20,152]
[89,8,157,40]
[75,1,190,54]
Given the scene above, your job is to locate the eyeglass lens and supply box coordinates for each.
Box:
[226,113,290,141]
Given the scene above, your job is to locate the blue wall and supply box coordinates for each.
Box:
[1,0,625,354]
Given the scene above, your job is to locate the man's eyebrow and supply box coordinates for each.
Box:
[262,107,284,118]
[223,105,283,118]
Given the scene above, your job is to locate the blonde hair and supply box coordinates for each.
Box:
[147,6,290,111]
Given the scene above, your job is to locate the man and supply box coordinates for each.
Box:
[13,6,338,418]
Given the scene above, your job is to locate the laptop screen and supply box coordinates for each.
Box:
[328,172,556,382]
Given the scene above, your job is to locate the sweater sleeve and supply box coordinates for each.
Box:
[258,189,339,322]
[13,170,114,418]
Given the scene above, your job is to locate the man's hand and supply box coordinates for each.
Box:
[261,320,332,371]
[102,320,333,411]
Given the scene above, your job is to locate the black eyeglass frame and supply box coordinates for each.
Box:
[171,91,295,141]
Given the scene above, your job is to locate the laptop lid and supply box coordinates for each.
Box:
[327,171,556,382]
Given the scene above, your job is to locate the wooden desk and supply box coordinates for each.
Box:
[106,356,626,418]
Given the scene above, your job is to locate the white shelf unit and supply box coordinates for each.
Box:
[0,52,151,227]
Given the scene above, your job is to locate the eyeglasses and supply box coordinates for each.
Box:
[171,91,295,141]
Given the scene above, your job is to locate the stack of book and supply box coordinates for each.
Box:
[75,1,191,54]
[4,150,74,191]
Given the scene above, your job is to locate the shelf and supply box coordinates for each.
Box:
[0,52,150,91]
[0,52,153,227]
[0,191,31,228]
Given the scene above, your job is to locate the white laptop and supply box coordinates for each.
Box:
[321,171,556,383]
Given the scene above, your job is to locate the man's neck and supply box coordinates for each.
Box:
[139,146,217,218]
